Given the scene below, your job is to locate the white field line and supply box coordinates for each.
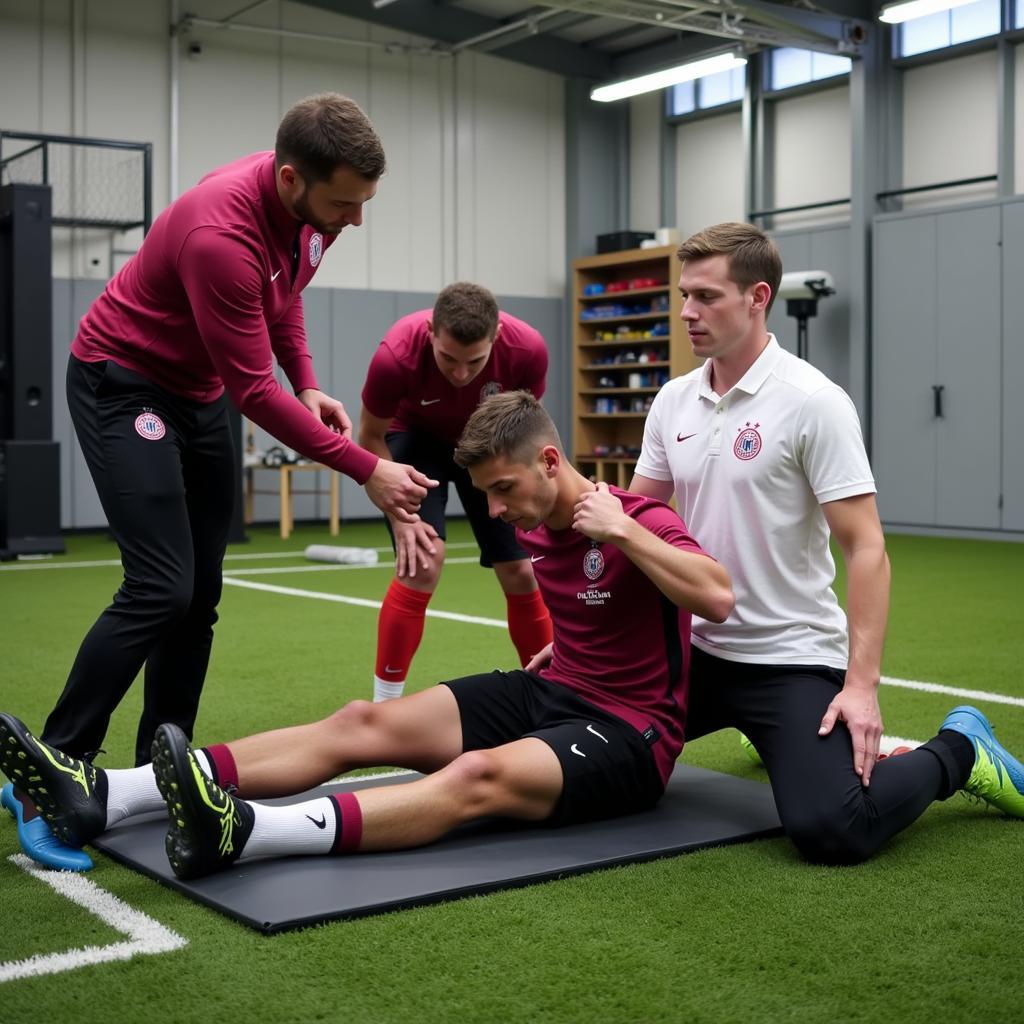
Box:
[0,854,186,983]
[223,576,507,628]
[223,556,481,578]
[0,541,480,572]
[880,675,1024,709]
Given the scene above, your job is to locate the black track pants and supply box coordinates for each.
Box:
[43,356,235,765]
[685,647,968,864]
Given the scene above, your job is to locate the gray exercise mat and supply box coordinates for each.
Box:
[92,764,782,933]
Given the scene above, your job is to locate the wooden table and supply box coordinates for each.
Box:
[245,461,339,540]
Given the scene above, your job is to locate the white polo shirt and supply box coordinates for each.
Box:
[635,335,875,668]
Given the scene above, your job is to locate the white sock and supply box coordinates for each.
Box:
[373,676,405,702]
[239,796,337,861]
[103,748,216,829]
[103,765,165,829]
[192,748,214,781]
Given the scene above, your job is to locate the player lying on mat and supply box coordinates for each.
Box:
[0,391,734,878]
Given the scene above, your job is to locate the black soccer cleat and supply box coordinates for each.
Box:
[0,713,108,848]
[151,723,254,880]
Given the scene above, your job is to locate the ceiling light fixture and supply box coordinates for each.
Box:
[590,52,747,103]
[878,0,977,24]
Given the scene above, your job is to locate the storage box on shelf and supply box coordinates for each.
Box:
[572,244,700,486]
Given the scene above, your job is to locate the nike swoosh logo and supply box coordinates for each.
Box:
[420,398,441,406]
[306,813,327,829]
[530,555,545,563]
[384,666,402,674]
[586,724,608,743]
[570,744,586,758]
[676,432,697,443]
[270,269,282,281]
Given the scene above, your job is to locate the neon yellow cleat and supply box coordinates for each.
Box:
[940,705,1024,818]
[738,732,763,766]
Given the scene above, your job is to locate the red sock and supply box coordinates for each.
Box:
[375,579,432,682]
[506,589,553,667]
[329,791,363,854]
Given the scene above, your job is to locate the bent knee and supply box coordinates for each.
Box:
[328,700,377,732]
[443,750,503,810]
[785,813,875,866]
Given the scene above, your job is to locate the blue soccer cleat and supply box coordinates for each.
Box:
[0,713,108,850]
[3,783,94,871]
[940,705,1024,818]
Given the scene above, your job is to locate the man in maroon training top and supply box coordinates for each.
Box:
[8,93,435,872]
[359,283,552,703]
[0,391,733,878]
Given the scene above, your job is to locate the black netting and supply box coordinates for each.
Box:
[1,134,149,230]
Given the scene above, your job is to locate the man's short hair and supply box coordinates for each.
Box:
[432,283,500,346]
[454,390,560,469]
[678,222,783,315]
[275,93,386,184]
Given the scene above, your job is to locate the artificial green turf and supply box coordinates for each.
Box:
[1,522,1022,1022]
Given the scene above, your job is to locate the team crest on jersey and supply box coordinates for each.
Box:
[134,411,166,441]
[480,381,503,400]
[583,545,605,581]
[309,233,323,268]
[733,422,762,461]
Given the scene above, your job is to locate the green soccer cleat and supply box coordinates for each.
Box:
[940,705,1024,818]
[738,732,763,766]
[151,723,254,880]
[0,713,108,848]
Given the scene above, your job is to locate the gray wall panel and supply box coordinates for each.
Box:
[68,280,107,530]
[1001,200,1024,530]
[935,205,1001,529]
[52,279,74,528]
[332,288,402,524]
[770,226,852,395]
[872,215,939,525]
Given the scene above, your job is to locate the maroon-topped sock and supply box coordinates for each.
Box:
[328,791,363,854]
[200,743,239,792]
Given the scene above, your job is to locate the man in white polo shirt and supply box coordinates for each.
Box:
[628,221,1024,863]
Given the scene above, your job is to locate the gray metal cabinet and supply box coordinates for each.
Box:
[1001,201,1024,531]
[873,202,1002,530]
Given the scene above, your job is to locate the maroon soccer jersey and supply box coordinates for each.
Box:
[360,310,548,443]
[71,152,377,482]
[518,487,708,784]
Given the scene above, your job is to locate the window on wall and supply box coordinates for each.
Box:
[768,47,852,91]
[897,0,1001,56]
[669,66,745,116]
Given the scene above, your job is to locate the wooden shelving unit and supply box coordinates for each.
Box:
[571,244,702,486]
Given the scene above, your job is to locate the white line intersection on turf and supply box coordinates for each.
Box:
[0,854,186,983]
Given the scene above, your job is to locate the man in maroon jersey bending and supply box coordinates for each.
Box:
[4,92,436,873]
[0,391,732,878]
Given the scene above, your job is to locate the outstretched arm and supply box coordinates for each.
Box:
[572,483,733,622]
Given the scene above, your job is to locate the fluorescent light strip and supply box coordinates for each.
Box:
[879,0,978,24]
[591,52,746,103]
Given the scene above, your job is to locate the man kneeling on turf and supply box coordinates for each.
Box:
[0,391,734,877]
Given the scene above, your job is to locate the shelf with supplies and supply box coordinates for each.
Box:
[572,244,702,486]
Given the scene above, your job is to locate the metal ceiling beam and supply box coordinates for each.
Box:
[535,0,868,56]
[295,0,614,76]
[453,9,594,53]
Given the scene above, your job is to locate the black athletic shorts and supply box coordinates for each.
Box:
[444,670,664,827]
[385,431,526,567]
